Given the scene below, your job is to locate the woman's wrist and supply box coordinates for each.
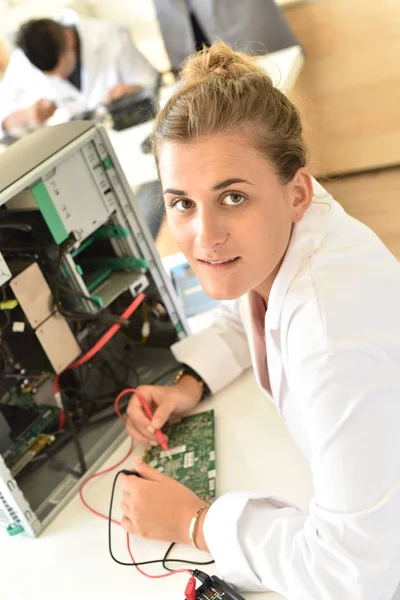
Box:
[174,373,204,403]
[174,365,210,402]
[192,505,210,552]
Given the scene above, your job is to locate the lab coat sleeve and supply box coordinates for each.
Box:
[115,28,159,90]
[0,52,22,137]
[171,299,252,394]
[203,344,400,599]
[0,49,48,137]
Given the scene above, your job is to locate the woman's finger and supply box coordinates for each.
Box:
[125,420,157,445]
[120,499,130,516]
[120,515,135,534]
[127,399,154,433]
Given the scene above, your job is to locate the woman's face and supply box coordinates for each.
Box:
[159,133,312,301]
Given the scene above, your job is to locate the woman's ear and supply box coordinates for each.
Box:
[290,168,313,223]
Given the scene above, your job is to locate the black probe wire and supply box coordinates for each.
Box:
[161,541,215,572]
[86,366,181,428]
[108,470,215,569]
[60,390,87,476]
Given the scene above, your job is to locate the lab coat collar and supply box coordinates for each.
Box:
[264,178,334,331]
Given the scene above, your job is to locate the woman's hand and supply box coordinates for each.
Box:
[125,376,203,446]
[119,457,209,550]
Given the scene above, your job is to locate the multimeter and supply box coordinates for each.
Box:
[192,575,246,600]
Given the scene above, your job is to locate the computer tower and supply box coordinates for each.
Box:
[0,122,189,537]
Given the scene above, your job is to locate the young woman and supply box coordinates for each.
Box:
[119,42,400,599]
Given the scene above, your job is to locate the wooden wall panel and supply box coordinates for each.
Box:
[286,0,400,176]
[322,168,400,259]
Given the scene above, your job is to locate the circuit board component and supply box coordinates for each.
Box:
[0,383,59,475]
[144,410,216,503]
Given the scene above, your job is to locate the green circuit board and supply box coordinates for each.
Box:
[1,384,59,471]
[144,410,216,503]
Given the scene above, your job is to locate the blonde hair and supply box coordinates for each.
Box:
[152,41,307,184]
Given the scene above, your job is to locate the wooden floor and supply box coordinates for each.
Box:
[156,168,400,260]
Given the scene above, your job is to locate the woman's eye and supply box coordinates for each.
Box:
[174,198,194,212]
[222,193,245,206]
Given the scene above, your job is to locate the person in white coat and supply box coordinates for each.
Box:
[119,42,400,599]
[153,0,298,71]
[0,11,158,137]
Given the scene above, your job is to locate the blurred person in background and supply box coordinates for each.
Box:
[153,0,297,72]
[0,10,158,137]
[0,40,9,76]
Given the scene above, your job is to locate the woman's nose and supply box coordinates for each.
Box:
[195,210,228,250]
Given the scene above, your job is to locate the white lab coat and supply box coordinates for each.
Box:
[0,10,157,136]
[172,179,400,599]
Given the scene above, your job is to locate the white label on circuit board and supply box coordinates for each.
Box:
[48,475,77,505]
[0,252,11,287]
[208,469,216,479]
[209,451,215,461]
[184,452,195,468]
[209,479,215,491]
[160,444,186,458]
[12,322,25,333]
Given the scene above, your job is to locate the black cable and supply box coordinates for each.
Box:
[108,470,215,570]
[150,366,182,386]
[106,348,140,386]
[58,382,95,431]
[0,222,32,232]
[162,543,176,572]
[48,458,82,478]
[52,240,129,326]
[85,366,179,428]
[51,240,109,323]
[85,398,131,428]
[70,348,139,409]
[60,391,87,476]
[161,542,214,572]
[26,430,75,471]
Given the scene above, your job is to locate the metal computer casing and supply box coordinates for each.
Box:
[0,122,189,537]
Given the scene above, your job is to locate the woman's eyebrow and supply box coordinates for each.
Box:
[213,178,253,191]
[163,178,253,196]
[163,188,186,195]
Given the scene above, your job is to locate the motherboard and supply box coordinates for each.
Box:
[144,410,216,503]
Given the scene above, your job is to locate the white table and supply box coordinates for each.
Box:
[108,45,304,189]
[0,370,313,600]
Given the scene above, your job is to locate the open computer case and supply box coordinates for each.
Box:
[0,122,189,537]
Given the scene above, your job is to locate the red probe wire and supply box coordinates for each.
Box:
[59,294,196,596]
[114,388,169,452]
[54,292,146,429]
[79,387,195,597]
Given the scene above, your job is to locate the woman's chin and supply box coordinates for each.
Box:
[201,281,245,301]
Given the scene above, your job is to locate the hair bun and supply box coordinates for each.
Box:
[180,41,262,85]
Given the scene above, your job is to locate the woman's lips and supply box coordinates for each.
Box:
[196,257,241,270]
